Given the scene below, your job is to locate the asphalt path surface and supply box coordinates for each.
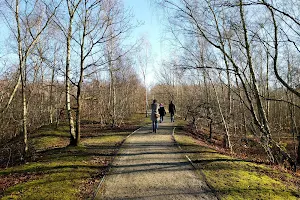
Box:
[95,117,218,200]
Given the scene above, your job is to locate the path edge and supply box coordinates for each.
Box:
[171,127,221,200]
[92,126,143,199]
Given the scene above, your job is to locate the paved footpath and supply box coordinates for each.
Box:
[95,118,218,200]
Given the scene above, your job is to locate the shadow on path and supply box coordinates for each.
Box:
[95,118,218,200]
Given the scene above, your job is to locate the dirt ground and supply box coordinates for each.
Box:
[95,118,218,200]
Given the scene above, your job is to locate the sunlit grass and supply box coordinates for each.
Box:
[1,146,107,199]
[30,125,70,151]
[0,122,140,199]
[174,118,188,127]
[2,170,87,200]
[82,134,127,145]
[174,132,300,200]
[127,113,152,126]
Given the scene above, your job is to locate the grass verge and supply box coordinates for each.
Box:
[0,113,148,199]
[174,128,300,200]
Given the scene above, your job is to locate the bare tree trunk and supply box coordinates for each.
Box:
[56,108,61,128]
[108,19,116,127]
[108,62,116,127]
[208,72,233,153]
[1,74,21,114]
[112,71,116,126]
[208,2,233,143]
[143,72,148,117]
[49,65,55,124]
[1,0,59,115]
[66,16,76,145]
[239,0,274,162]
[15,0,28,154]
[264,2,296,167]
[145,86,148,117]
[75,86,81,145]
[63,0,83,145]
[75,5,88,145]
[5,0,61,154]
[287,52,299,168]
[209,117,213,141]
[266,52,270,120]
[20,63,28,153]
[235,74,247,139]
[297,136,300,167]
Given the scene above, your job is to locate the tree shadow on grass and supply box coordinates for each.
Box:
[30,130,131,139]
[0,164,107,176]
[1,123,138,199]
[30,134,70,139]
[215,187,299,199]
[30,143,120,164]
[193,158,267,169]
[191,159,300,199]
[1,172,94,198]
[0,143,114,198]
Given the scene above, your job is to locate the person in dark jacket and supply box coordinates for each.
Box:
[169,101,176,122]
[158,103,166,123]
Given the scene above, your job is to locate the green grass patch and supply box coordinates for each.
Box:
[174,118,188,127]
[30,125,70,151]
[2,168,89,200]
[126,113,152,126]
[1,123,135,199]
[31,136,65,151]
[1,152,100,199]
[82,134,126,145]
[174,131,300,200]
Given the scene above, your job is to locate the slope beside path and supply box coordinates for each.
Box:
[94,118,218,200]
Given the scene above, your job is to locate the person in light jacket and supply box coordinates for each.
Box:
[151,99,159,133]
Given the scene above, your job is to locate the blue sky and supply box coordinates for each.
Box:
[0,0,166,86]
[123,0,163,57]
[123,0,165,86]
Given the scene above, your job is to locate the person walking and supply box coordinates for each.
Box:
[158,103,166,123]
[169,101,176,122]
[151,99,160,133]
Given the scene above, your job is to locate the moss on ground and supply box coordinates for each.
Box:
[174,132,300,200]
[126,113,152,126]
[82,134,126,145]
[2,170,84,200]
[0,118,143,199]
[30,125,70,151]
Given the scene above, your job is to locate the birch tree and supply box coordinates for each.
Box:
[137,36,152,117]
[1,0,61,154]
[74,0,132,143]
[158,0,299,165]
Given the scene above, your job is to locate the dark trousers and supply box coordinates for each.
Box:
[160,115,164,122]
[170,112,175,122]
[152,120,158,132]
